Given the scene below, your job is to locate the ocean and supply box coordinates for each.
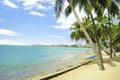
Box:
[0,45,91,80]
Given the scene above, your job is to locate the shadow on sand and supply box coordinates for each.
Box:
[87,56,120,68]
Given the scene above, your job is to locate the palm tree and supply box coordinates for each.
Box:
[71,16,119,56]
[55,0,94,45]
[111,23,120,52]
[70,17,94,43]
[95,16,115,56]
[70,22,86,42]
[95,16,109,43]
[98,0,120,58]
[77,0,105,69]
[55,0,105,70]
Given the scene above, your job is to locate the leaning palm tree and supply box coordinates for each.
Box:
[55,0,105,70]
[77,0,105,69]
[55,0,93,45]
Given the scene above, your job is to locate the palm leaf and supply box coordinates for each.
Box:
[55,0,64,18]
[65,5,72,17]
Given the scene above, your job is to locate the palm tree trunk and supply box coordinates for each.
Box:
[90,13,105,70]
[112,48,116,57]
[101,44,110,55]
[100,41,116,57]
[68,1,105,70]
[108,8,113,58]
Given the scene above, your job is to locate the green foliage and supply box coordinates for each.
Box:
[55,0,120,49]
[65,5,72,17]
[55,0,64,18]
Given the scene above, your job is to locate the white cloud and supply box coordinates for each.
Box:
[21,0,54,10]
[37,4,46,10]
[0,28,17,36]
[2,0,18,9]
[52,1,87,29]
[39,0,54,4]
[0,39,29,45]
[53,13,75,29]
[21,0,38,10]
[29,11,45,17]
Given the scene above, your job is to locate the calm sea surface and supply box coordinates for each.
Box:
[0,45,91,80]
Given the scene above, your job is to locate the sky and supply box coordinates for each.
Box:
[0,0,86,45]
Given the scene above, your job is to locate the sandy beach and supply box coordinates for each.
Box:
[26,52,120,80]
[50,52,120,80]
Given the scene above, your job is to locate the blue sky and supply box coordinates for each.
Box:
[0,0,86,45]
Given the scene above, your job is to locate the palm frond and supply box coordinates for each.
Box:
[65,5,72,17]
[109,1,119,17]
[55,0,64,19]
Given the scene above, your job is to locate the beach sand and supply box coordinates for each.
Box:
[50,52,120,80]
[26,52,120,80]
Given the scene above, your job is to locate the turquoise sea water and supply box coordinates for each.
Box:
[0,45,91,80]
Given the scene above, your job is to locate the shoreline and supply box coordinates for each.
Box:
[0,46,92,80]
[25,52,94,80]
[26,52,120,80]
[50,52,120,80]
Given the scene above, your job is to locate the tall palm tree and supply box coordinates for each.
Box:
[55,0,105,70]
[95,16,115,55]
[55,0,93,45]
[77,0,105,69]
[71,16,118,56]
[111,23,120,51]
[95,16,109,44]
[98,0,120,58]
